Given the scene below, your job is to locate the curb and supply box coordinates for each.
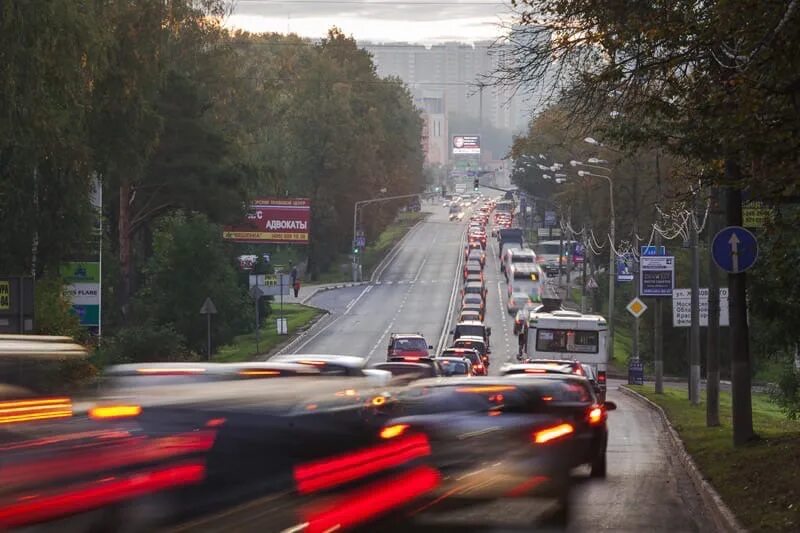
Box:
[618,386,746,533]
[298,282,368,305]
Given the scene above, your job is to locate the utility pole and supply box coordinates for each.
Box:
[632,170,640,361]
[689,188,701,405]
[725,165,755,445]
[706,187,721,426]
[653,152,664,393]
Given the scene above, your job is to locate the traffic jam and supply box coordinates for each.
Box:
[0,196,616,532]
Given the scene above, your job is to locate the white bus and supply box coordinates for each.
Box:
[525,309,609,388]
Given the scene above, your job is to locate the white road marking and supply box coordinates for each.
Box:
[290,284,373,353]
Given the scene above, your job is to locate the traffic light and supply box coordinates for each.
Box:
[473,178,479,191]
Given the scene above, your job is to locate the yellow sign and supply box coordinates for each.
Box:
[0,281,9,310]
[626,297,648,318]
[742,202,771,228]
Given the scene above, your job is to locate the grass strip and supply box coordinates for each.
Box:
[628,385,800,531]
[215,304,323,362]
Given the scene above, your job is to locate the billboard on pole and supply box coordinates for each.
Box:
[223,198,311,244]
[452,135,481,154]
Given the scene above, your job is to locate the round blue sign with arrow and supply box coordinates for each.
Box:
[712,226,758,273]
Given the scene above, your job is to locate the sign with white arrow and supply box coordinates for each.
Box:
[712,226,758,274]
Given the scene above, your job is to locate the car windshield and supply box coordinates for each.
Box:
[455,325,485,338]
[392,338,428,351]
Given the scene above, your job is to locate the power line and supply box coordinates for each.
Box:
[237,0,504,5]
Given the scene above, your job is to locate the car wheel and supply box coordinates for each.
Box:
[590,449,607,478]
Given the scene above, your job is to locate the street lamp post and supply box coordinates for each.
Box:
[574,164,616,362]
[352,193,423,282]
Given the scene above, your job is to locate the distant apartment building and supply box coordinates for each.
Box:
[416,90,448,166]
[361,41,533,134]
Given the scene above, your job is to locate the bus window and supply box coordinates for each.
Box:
[536,329,598,354]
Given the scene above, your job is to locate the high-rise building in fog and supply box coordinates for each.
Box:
[361,41,533,134]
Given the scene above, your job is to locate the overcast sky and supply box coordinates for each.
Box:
[226,0,513,44]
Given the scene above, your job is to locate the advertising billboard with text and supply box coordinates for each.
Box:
[223,198,311,244]
[452,135,481,154]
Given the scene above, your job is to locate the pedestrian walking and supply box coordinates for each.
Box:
[293,279,301,298]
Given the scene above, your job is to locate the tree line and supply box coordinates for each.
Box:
[0,1,424,358]
[499,1,800,437]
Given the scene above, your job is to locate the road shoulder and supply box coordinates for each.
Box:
[619,386,746,533]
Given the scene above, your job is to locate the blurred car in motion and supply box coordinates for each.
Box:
[386,333,432,360]
[372,361,440,381]
[382,375,617,525]
[101,361,321,390]
[270,354,392,386]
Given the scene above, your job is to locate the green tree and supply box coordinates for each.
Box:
[134,212,250,354]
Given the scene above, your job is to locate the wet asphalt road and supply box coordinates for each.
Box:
[278,201,715,532]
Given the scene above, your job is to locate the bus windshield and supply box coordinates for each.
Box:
[535,329,599,354]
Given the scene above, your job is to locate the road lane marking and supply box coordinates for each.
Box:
[288,285,373,353]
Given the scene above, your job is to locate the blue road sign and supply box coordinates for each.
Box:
[641,245,666,256]
[544,211,557,228]
[628,358,644,385]
[712,226,758,273]
[616,253,634,282]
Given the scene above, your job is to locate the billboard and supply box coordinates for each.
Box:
[60,262,101,327]
[223,198,311,244]
[452,135,481,154]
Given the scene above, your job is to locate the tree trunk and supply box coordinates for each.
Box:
[118,183,132,321]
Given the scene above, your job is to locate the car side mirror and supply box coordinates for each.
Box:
[428,345,434,349]
[604,401,617,411]
[449,329,455,335]
[487,327,492,336]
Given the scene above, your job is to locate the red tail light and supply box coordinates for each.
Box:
[587,404,606,426]
[532,423,574,444]
[293,434,431,494]
[598,371,607,385]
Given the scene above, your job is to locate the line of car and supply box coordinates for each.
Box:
[0,200,617,530]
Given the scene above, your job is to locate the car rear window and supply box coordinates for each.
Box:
[455,325,484,338]
[392,338,428,351]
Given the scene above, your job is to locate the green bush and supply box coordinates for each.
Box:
[769,366,800,419]
[93,324,192,367]
[34,276,86,341]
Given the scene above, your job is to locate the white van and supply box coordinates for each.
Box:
[503,248,537,280]
[507,264,544,300]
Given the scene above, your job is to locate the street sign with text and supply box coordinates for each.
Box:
[640,256,675,296]
[672,288,730,327]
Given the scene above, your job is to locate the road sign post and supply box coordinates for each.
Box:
[199,297,217,360]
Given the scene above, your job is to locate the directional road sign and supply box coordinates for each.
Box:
[626,297,648,318]
[712,226,758,273]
